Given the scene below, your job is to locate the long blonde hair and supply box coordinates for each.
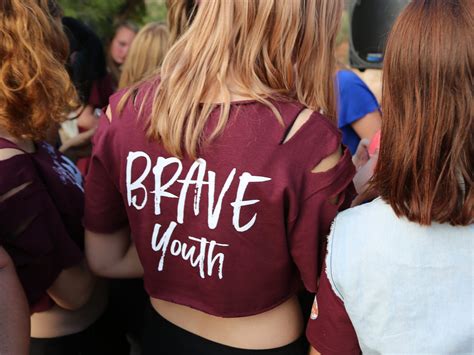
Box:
[166,0,196,44]
[129,0,342,159]
[119,23,170,89]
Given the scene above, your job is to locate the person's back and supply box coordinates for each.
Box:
[86,83,355,353]
[323,198,472,354]
[307,0,473,353]
[84,1,355,354]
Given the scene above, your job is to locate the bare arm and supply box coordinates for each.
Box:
[351,110,382,141]
[0,247,30,355]
[76,105,99,130]
[47,261,96,311]
[86,227,144,279]
[309,347,321,355]
[84,106,143,278]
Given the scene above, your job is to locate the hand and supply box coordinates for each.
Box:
[353,148,378,195]
[352,138,370,171]
[59,127,96,162]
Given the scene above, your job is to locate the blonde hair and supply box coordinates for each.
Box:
[166,0,196,44]
[0,0,78,140]
[119,23,170,89]
[126,0,342,159]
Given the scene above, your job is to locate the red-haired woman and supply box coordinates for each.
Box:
[0,1,108,354]
[307,0,473,353]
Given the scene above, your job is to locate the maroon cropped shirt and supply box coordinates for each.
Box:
[84,84,355,317]
[0,138,84,313]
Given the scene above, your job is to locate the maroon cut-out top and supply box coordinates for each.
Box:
[84,82,355,317]
[0,139,84,313]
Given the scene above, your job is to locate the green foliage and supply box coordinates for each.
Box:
[59,0,121,39]
[142,1,167,24]
[58,0,156,40]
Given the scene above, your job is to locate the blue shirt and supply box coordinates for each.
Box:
[336,70,380,154]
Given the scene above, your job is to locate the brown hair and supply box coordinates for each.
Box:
[372,0,473,225]
[0,0,78,141]
[123,0,342,159]
[119,23,170,89]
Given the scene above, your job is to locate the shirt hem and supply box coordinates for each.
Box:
[145,287,299,318]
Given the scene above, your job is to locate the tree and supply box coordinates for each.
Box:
[58,0,157,40]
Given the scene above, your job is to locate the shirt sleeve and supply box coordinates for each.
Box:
[0,156,84,307]
[306,260,361,354]
[287,147,355,293]
[337,70,379,128]
[83,111,128,233]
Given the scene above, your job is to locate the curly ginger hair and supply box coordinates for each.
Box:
[0,0,78,141]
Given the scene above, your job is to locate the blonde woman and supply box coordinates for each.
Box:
[85,1,353,354]
[119,22,170,89]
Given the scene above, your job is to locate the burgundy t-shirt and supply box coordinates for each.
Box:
[84,84,356,317]
[306,262,360,354]
[0,138,84,313]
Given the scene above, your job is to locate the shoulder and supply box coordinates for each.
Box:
[109,76,159,120]
[310,111,341,136]
[0,143,32,169]
[0,148,26,161]
[335,198,392,231]
[279,107,343,169]
[0,149,37,195]
[302,111,343,153]
[336,70,376,100]
[330,199,387,248]
[337,70,366,89]
[325,200,392,292]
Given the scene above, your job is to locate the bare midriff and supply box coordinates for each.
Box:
[30,281,108,338]
[151,295,304,350]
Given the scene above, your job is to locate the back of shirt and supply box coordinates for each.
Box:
[318,198,473,354]
[84,83,356,317]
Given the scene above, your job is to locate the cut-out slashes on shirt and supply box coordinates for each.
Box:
[0,181,39,239]
[282,108,344,206]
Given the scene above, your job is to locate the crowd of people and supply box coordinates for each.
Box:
[0,0,472,354]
